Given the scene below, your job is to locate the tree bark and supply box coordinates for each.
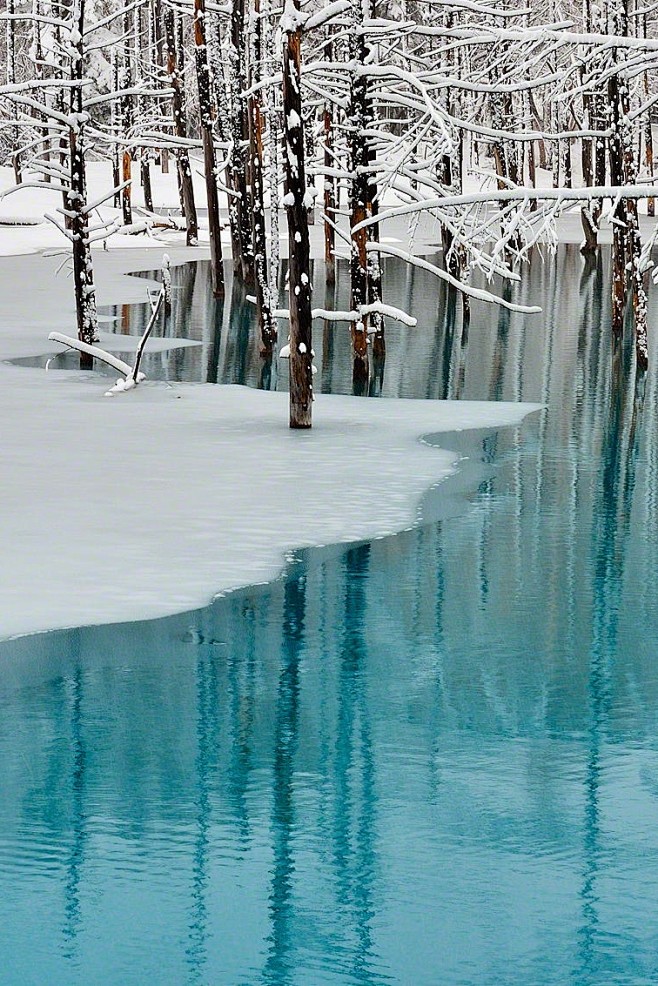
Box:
[165,7,199,246]
[194,0,225,298]
[248,0,275,352]
[230,0,255,282]
[283,1,313,428]
[69,0,98,367]
[323,105,336,285]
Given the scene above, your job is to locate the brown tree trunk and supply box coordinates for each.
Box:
[165,7,198,245]
[323,106,336,285]
[69,0,97,367]
[283,2,313,428]
[248,0,275,352]
[348,2,371,386]
[195,0,225,297]
[230,0,255,283]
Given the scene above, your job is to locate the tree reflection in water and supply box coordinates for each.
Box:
[3,247,658,983]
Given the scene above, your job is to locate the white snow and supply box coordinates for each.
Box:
[0,363,538,640]
[0,171,543,640]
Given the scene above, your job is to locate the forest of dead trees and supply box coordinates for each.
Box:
[1,0,658,425]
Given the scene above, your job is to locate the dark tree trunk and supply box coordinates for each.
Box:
[283,2,313,428]
[111,49,121,207]
[165,7,198,245]
[141,158,154,213]
[68,0,97,367]
[6,0,22,184]
[120,13,133,225]
[608,67,626,338]
[194,0,225,298]
[248,0,275,352]
[323,106,336,285]
[210,18,242,270]
[348,4,371,385]
[230,0,255,282]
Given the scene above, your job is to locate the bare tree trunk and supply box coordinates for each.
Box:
[348,0,371,386]
[194,0,225,297]
[69,0,98,367]
[642,13,655,216]
[263,0,281,305]
[111,49,121,207]
[209,16,242,268]
[248,0,275,352]
[6,0,21,183]
[121,13,133,225]
[609,66,626,338]
[230,0,255,282]
[165,6,198,245]
[323,105,336,285]
[283,1,313,428]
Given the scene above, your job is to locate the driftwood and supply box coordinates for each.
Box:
[48,284,165,394]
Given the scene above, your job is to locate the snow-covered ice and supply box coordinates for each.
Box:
[0,171,541,640]
[0,362,538,639]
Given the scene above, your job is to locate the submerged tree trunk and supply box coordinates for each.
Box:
[283,0,313,428]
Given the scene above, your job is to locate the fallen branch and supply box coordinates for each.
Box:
[48,272,167,395]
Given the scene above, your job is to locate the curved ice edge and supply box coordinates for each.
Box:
[0,395,542,644]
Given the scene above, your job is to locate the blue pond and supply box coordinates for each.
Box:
[2,249,658,985]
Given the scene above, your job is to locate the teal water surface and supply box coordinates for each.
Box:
[2,249,658,985]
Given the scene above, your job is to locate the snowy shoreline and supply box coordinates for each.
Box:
[0,356,539,640]
[0,203,542,641]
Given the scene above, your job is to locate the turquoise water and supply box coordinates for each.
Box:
[2,249,658,984]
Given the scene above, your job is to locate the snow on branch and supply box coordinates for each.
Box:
[369,244,542,315]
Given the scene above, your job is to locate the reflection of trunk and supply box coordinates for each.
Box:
[165,7,198,245]
[283,2,313,428]
[195,0,225,298]
[263,574,303,982]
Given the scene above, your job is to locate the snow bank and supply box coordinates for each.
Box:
[0,363,539,639]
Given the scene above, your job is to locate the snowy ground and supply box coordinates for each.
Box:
[0,163,544,640]
[2,159,657,260]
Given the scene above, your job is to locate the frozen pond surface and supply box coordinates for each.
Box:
[2,249,658,984]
